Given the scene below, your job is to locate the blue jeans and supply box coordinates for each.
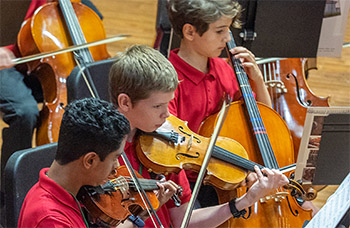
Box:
[0,67,39,176]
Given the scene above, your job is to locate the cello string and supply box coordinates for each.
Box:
[234,56,278,169]
[74,55,98,98]
[62,0,93,62]
[238,60,292,194]
[60,0,93,63]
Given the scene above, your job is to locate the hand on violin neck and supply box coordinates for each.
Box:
[154,179,179,208]
[243,166,289,206]
[240,172,258,188]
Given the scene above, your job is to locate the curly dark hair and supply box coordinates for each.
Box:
[55,98,130,165]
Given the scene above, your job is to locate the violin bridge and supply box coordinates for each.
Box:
[187,134,193,150]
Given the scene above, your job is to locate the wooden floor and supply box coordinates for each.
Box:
[1,0,349,217]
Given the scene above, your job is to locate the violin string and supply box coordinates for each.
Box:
[213,146,261,171]
[127,178,159,191]
[109,177,130,191]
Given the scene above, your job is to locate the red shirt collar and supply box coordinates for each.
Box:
[39,168,82,214]
[169,49,217,85]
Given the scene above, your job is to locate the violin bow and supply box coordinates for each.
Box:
[73,47,164,228]
[180,97,231,228]
[60,38,163,227]
[74,61,164,228]
[13,35,129,65]
[121,153,164,228]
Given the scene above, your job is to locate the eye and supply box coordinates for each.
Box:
[153,104,162,109]
[216,30,224,34]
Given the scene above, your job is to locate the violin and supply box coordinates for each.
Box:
[17,0,110,145]
[136,114,303,194]
[78,165,183,227]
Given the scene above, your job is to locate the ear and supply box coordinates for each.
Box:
[182,23,196,41]
[117,93,132,112]
[82,152,99,170]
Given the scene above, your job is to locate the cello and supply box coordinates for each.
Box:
[17,0,110,145]
[258,58,330,161]
[199,31,312,227]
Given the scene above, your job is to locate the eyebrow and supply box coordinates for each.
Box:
[215,25,229,29]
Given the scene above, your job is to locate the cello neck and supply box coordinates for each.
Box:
[226,31,279,169]
[59,0,94,63]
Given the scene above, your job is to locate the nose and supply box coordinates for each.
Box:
[162,107,171,119]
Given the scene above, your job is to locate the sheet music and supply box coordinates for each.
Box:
[304,172,350,228]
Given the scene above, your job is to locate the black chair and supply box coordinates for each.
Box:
[2,143,57,228]
[67,58,115,103]
[153,0,172,58]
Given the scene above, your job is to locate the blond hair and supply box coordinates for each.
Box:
[109,45,178,106]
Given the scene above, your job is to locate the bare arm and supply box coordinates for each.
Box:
[169,166,288,228]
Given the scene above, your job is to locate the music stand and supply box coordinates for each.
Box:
[231,0,326,57]
[312,113,350,185]
[295,107,350,185]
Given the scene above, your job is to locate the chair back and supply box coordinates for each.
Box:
[3,143,57,227]
[67,58,115,103]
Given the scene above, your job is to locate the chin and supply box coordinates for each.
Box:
[139,126,156,133]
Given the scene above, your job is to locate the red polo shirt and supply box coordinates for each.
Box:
[168,49,243,182]
[18,168,86,227]
[119,140,192,228]
[168,49,241,133]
